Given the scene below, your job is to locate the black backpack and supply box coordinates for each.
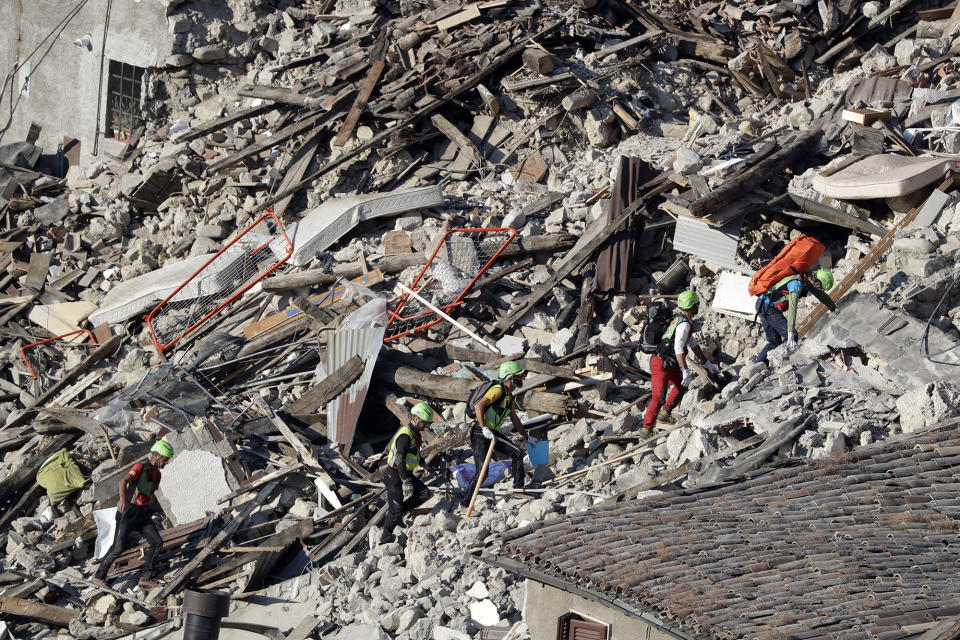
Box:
[639,303,675,355]
[467,379,504,414]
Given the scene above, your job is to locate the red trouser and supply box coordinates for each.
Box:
[643,355,685,430]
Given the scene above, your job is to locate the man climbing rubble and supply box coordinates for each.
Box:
[642,291,719,434]
[754,268,834,365]
[92,441,173,590]
[380,402,442,544]
[460,361,533,508]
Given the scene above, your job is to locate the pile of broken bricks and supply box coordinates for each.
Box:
[5,0,960,638]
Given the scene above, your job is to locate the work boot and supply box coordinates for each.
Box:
[657,410,676,425]
[138,577,160,589]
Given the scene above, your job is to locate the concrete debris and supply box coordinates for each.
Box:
[2,0,960,638]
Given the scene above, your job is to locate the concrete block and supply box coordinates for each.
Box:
[468,599,501,626]
[157,449,232,525]
[896,382,960,433]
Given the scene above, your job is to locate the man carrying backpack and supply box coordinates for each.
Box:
[380,402,439,544]
[754,268,834,365]
[642,291,719,434]
[459,361,532,508]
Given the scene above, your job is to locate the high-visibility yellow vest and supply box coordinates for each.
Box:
[482,385,512,431]
[387,425,420,471]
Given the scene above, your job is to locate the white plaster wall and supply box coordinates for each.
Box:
[524,580,686,640]
[0,0,174,166]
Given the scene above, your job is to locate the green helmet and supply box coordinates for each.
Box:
[411,402,434,423]
[498,361,525,380]
[814,268,834,292]
[677,290,700,310]
[151,440,174,459]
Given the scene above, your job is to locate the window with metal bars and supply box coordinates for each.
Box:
[557,613,609,640]
[106,60,145,140]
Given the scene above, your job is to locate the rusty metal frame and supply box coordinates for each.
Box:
[20,329,98,379]
[145,210,293,354]
[385,227,516,341]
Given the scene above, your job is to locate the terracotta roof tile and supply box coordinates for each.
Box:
[500,424,960,640]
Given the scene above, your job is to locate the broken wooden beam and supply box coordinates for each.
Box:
[261,233,573,292]
[522,48,554,74]
[285,355,365,414]
[431,114,483,167]
[0,595,79,627]
[561,90,598,111]
[374,361,573,415]
[151,481,279,602]
[205,104,347,175]
[333,60,386,147]
[686,129,821,219]
[258,21,563,210]
[493,195,648,335]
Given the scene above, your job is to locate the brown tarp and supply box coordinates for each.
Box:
[594,156,657,292]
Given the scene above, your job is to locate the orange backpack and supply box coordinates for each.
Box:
[748,236,825,297]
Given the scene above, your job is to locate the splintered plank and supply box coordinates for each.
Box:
[243,270,384,339]
[175,105,270,143]
[151,482,279,602]
[333,60,386,147]
[238,84,314,107]
[204,109,329,174]
[285,355,365,414]
[24,252,52,291]
[0,596,79,627]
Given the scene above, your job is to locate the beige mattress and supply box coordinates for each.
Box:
[812,154,949,199]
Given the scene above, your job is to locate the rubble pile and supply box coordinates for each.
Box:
[3,0,960,637]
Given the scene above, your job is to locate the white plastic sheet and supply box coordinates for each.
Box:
[93,507,119,560]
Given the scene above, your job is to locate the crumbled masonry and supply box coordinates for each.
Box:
[3,0,960,638]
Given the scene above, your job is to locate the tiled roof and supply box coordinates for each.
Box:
[501,423,960,640]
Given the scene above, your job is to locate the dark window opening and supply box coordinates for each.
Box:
[557,613,608,640]
[106,60,145,141]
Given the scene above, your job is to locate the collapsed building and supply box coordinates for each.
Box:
[2,0,960,638]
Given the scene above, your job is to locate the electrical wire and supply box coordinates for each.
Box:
[914,263,960,365]
[0,0,92,143]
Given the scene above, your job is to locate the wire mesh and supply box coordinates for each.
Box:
[146,210,293,354]
[385,227,516,341]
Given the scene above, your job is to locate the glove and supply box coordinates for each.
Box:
[786,331,798,351]
[402,479,413,501]
[482,427,495,440]
[705,361,719,376]
[681,369,692,388]
[526,436,537,445]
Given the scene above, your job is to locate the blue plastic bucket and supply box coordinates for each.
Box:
[526,439,549,466]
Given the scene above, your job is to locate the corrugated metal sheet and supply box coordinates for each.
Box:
[673,215,750,274]
[594,156,657,292]
[326,325,384,454]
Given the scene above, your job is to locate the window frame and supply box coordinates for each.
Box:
[106,60,145,138]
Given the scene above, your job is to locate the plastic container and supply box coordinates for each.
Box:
[526,439,549,466]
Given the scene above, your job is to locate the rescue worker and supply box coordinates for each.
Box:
[460,361,532,508]
[754,268,834,365]
[92,441,173,590]
[642,291,719,433]
[380,402,437,544]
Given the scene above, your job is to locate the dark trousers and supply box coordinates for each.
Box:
[94,505,162,580]
[460,425,524,507]
[643,355,685,430]
[755,299,788,364]
[381,467,431,543]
